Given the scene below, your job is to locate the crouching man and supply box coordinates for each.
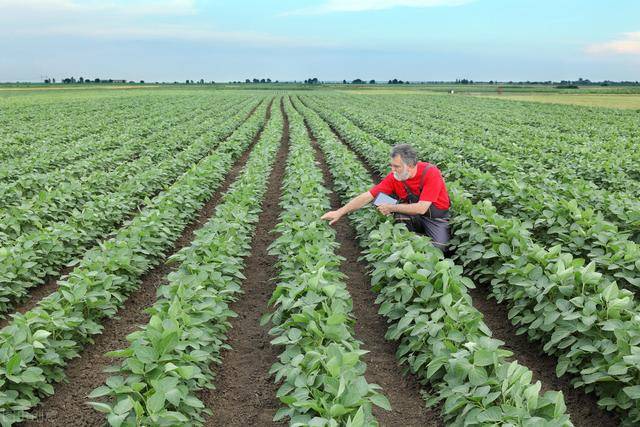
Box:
[320,144,451,251]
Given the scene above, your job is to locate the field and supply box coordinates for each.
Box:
[472,93,640,110]
[0,85,639,427]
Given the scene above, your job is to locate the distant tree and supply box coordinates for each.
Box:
[342,79,347,84]
[94,78,100,83]
[245,78,250,83]
[199,78,205,84]
[253,78,259,83]
[78,77,84,83]
[275,80,279,83]
[260,78,266,83]
[52,78,56,83]
[140,80,145,84]
[266,78,271,83]
[352,78,364,84]
[369,79,376,84]
[44,78,51,84]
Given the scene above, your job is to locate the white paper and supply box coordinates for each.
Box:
[373,192,398,206]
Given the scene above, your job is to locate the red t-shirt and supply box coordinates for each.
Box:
[369,162,450,210]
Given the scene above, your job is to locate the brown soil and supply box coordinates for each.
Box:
[200,98,289,426]
[305,117,443,426]
[300,95,618,427]
[22,100,273,427]
[0,267,73,330]
[468,285,619,427]
[2,100,264,330]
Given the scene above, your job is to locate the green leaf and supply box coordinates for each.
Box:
[623,385,640,399]
[113,397,134,415]
[146,391,165,414]
[87,402,113,414]
[88,386,112,399]
[370,393,391,411]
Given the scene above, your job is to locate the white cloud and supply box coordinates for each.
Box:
[284,0,474,16]
[0,0,331,48]
[585,32,640,55]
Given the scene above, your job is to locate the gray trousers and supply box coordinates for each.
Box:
[394,214,451,251]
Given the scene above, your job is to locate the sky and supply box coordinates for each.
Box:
[1,0,639,82]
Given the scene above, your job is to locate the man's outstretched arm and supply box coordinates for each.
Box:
[321,191,374,225]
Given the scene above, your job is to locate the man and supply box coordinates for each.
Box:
[321,144,451,250]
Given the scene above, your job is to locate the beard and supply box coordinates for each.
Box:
[393,170,410,181]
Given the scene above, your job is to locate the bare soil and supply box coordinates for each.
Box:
[22,100,272,427]
[304,114,442,426]
[1,100,263,330]
[299,95,618,427]
[200,98,289,426]
[468,285,619,426]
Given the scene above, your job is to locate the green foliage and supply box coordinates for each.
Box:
[0,99,270,425]
[0,97,263,316]
[300,93,640,424]
[293,97,572,426]
[263,98,386,425]
[88,99,285,426]
[301,93,640,424]
[302,94,640,290]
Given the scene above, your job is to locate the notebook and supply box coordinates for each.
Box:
[373,192,398,206]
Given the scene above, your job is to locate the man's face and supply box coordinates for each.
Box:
[390,155,411,181]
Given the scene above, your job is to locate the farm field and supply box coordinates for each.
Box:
[0,86,638,427]
[472,93,640,110]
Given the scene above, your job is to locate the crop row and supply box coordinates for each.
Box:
[0,98,265,317]
[0,95,250,210]
[322,93,640,196]
[292,97,572,426]
[300,96,640,293]
[299,96,640,423]
[0,96,255,246]
[0,95,152,163]
[0,93,247,183]
[303,95,640,243]
[262,98,389,426]
[0,98,271,425]
[87,98,285,427]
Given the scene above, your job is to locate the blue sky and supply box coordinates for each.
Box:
[1,0,638,82]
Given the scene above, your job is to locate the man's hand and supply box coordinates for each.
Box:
[377,203,395,216]
[321,210,343,225]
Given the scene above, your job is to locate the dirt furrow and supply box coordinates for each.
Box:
[200,98,289,426]
[298,113,441,426]
[301,96,617,427]
[22,100,273,427]
[1,100,264,331]
[467,285,618,426]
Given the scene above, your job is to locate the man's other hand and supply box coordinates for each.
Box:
[377,203,395,216]
[321,210,343,225]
